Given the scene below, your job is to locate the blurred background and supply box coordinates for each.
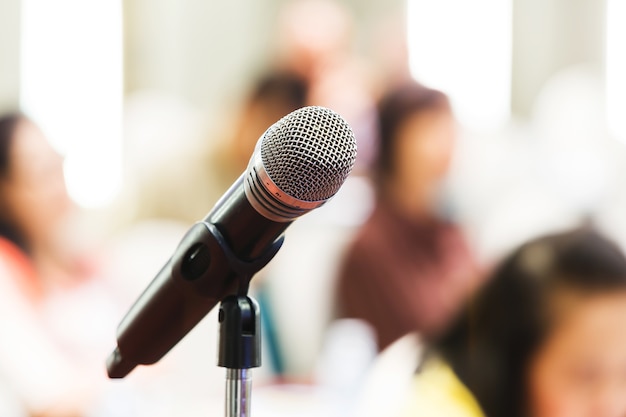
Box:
[1,0,626,416]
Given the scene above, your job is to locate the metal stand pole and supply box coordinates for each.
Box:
[225,369,252,417]
[218,295,261,417]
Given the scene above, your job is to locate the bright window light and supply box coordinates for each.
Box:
[606,0,626,142]
[21,0,123,209]
[407,0,512,130]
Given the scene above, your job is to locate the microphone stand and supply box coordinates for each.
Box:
[206,222,283,417]
[219,295,260,417]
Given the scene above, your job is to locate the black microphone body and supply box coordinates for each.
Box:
[106,106,357,378]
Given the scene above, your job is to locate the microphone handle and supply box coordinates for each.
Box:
[107,175,289,378]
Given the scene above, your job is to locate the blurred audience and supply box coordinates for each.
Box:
[335,82,479,351]
[410,227,626,417]
[0,113,124,417]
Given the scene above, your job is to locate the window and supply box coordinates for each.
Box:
[407,0,512,130]
[21,0,123,208]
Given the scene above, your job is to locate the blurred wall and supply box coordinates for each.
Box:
[512,0,606,118]
[0,0,20,112]
[342,0,405,54]
[123,0,284,110]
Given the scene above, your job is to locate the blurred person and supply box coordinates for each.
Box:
[335,82,479,351]
[276,0,351,83]
[0,113,125,417]
[211,70,308,191]
[0,114,73,282]
[369,12,413,94]
[275,0,377,171]
[405,227,626,417]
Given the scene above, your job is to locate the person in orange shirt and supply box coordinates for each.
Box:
[0,113,124,417]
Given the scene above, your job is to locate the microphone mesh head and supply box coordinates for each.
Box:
[260,106,357,202]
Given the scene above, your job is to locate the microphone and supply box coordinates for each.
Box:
[106,106,357,378]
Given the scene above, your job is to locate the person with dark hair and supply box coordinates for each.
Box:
[402,227,626,417]
[0,114,28,249]
[210,71,308,193]
[335,82,479,351]
[0,113,72,289]
[229,71,308,172]
[403,227,626,417]
[0,113,125,416]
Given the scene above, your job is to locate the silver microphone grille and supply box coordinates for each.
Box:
[260,106,357,202]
